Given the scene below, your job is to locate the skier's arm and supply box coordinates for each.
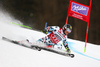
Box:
[63,39,71,53]
[63,39,68,48]
[43,26,60,33]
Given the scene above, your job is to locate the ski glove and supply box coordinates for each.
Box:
[43,29,48,34]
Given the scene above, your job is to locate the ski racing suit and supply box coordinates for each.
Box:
[37,26,71,52]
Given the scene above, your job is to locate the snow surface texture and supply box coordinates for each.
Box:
[0,10,100,67]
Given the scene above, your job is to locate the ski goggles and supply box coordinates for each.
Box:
[66,28,71,33]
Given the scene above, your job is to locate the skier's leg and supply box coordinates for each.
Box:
[37,36,54,47]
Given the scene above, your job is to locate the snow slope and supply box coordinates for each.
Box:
[0,10,100,67]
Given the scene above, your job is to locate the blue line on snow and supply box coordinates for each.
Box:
[68,41,100,61]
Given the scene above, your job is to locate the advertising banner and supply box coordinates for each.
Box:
[68,1,90,22]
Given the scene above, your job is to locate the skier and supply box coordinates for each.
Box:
[2,24,74,57]
[37,24,72,53]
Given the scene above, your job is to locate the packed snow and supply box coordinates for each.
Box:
[0,9,100,67]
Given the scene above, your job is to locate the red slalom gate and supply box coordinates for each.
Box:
[66,0,92,52]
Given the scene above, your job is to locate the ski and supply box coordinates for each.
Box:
[2,37,41,51]
[2,37,74,58]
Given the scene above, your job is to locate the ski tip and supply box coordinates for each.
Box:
[2,37,6,39]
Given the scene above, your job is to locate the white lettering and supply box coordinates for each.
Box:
[72,5,86,12]
[51,34,59,43]
[72,13,83,20]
